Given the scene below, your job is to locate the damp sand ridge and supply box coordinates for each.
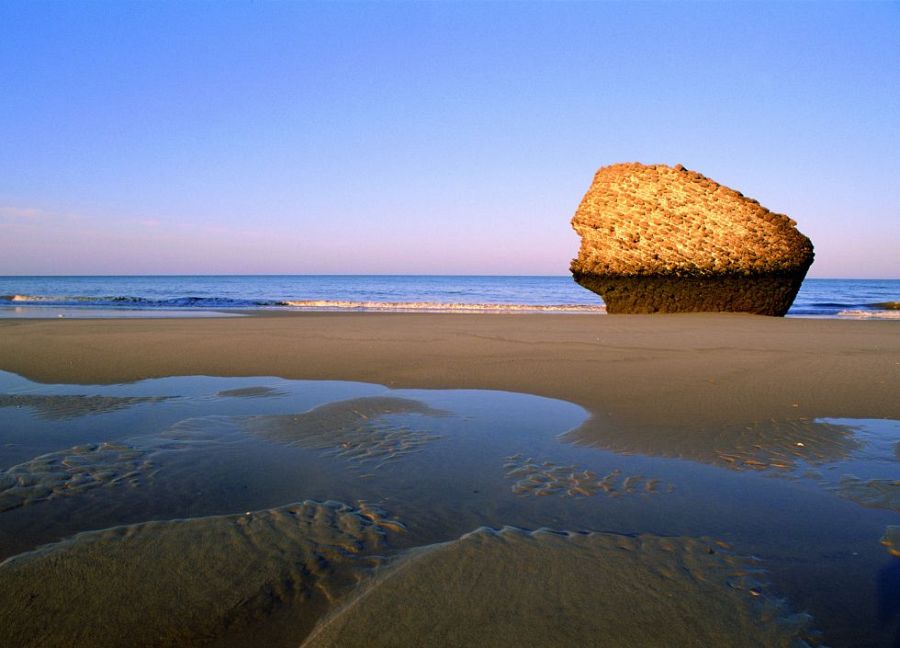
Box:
[0,313,897,646]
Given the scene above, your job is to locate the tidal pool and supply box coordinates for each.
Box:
[0,370,896,647]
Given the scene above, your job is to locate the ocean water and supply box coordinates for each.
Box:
[0,275,897,318]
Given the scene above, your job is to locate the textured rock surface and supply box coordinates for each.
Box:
[570,163,814,315]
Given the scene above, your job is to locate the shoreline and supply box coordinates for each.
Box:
[1,311,898,647]
[1,312,897,439]
[3,303,899,320]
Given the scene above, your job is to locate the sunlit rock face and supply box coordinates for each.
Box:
[570,163,814,315]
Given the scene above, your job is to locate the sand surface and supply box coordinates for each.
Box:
[303,526,815,648]
[0,499,404,647]
[0,313,896,436]
[243,396,447,466]
[0,392,169,419]
[0,441,152,512]
[0,312,897,646]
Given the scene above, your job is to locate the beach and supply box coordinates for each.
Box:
[4,1,899,644]
[1,312,896,430]
[0,312,898,647]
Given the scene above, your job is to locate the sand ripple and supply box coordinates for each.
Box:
[504,454,672,498]
[835,476,900,513]
[564,418,861,473]
[0,414,255,513]
[0,393,168,419]
[0,398,446,513]
[216,386,285,398]
[245,397,446,468]
[303,526,819,648]
[0,499,405,647]
[0,442,152,512]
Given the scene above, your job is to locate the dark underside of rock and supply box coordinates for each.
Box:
[574,270,810,316]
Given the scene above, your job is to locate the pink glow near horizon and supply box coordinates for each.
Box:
[1,3,897,278]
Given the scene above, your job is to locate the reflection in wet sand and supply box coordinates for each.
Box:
[0,416,249,513]
[882,526,900,557]
[563,417,861,473]
[158,414,245,445]
[503,454,672,498]
[303,526,819,648]
[0,397,449,515]
[217,386,286,398]
[836,477,900,513]
[0,500,404,648]
[0,442,152,512]
[0,372,894,646]
[0,393,168,419]
[244,397,447,468]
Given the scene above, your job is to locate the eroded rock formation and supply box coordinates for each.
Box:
[570,163,814,315]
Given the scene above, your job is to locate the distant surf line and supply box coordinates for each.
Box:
[0,295,606,314]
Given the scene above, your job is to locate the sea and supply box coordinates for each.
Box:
[0,275,897,319]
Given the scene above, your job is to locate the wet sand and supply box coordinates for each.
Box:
[303,527,815,648]
[0,312,896,435]
[0,499,404,647]
[0,313,897,646]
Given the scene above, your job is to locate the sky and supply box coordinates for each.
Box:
[1,1,897,278]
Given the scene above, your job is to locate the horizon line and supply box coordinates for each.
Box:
[0,274,898,281]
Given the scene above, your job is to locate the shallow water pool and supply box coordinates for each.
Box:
[0,371,896,646]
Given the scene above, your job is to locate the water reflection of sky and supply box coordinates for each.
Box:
[0,370,897,647]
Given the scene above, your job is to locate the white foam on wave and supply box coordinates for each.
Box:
[1,294,106,304]
[836,309,900,320]
[3,294,135,304]
[7,295,58,302]
[276,300,606,313]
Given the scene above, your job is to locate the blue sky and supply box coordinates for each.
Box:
[1,2,897,277]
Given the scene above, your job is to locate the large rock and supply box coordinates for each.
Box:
[570,163,814,315]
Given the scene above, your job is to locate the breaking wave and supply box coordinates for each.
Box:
[836,309,900,320]
[0,294,605,314]
[275,300,605,313]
